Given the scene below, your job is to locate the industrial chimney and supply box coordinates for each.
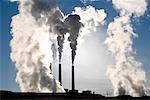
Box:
[49,63,52,74]
[72,64,75,90]
[59,63,62,85]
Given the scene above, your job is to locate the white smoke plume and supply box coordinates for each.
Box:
[105,0,148,97]
[71,6,106,64]
[10,0,66,92]
[10,0,85,92]
[72,6,106,42]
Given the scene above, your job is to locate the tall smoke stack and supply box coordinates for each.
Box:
[72,64,75,90]
[72,51,75,90]
[49,63,52,74]
[59,63,62,85]
[64,14,83,91]
[57,35,64,86]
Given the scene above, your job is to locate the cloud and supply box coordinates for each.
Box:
[10,0,107,93]
[9,0,19,2]
[80,0,101,4]
[10,0,65,92]
[105,0,148,97]
[112,0,148,17]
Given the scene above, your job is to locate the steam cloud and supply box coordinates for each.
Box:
[64,15,83,64]
[10,0,107,92]
[73,6,106,39]
[65,6,107,65]
[10,0,84,92]
[105,0,148,97]
[31,0,68,64]
[10,0,147,96]
[56,14,83,65]
[31,0,83,65]
[10,0,66,92]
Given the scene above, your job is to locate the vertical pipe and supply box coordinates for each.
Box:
[49,63,52,74]
[72,65,75,90]
[59,64,62,85]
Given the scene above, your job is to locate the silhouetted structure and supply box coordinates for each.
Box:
[59,64,62,85]
[1,91,150,100]
[72,65,75,91]
[49,63,52,74]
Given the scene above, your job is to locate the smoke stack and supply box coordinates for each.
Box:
[72,64,75,90]
[59,63,62,85]
[50,63,52,74]
[72,51,75,64]
[71,47,75,91]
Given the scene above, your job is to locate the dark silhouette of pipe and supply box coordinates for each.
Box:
[59,63,62,85]
[72,64,75,90]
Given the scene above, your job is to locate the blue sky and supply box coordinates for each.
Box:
[0,0,150,93]
[1,0,19,91]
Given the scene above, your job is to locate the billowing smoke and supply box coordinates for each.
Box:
[105,0,148,97]
[10,0,67,92]
[31,0,83,65]
[64,15,83,64]
[31,0,69,64]
[10,0,84,92]
[55,21,68,63]
[73,6,106,35]
[69,6,106,64]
